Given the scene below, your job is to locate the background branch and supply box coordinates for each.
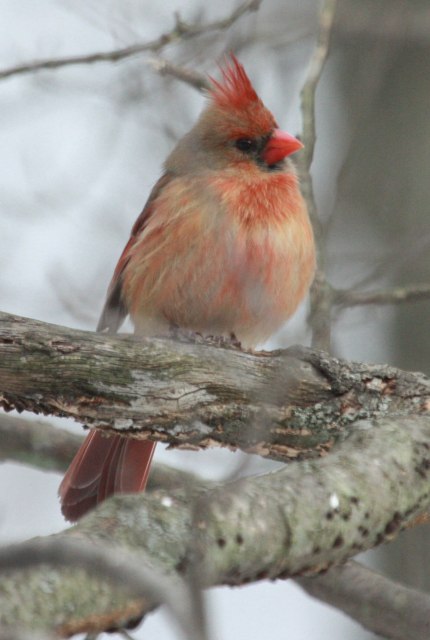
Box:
[0,413,210,491]
[297,560,430,640]
[0,0,261,82]
[0,413,82,473]
[1,414,430,635]
[297,0,338,351]
[148,57,210,91]
[334,283,430,308]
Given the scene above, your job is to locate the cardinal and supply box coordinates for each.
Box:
[59,55,315,521]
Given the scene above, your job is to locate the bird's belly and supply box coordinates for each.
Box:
[130,222,313,348]
[197,223,315,346]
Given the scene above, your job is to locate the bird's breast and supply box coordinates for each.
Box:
[205,170,316,342]
[124,171,315,347]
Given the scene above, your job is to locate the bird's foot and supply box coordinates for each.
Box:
[168,325,242,349]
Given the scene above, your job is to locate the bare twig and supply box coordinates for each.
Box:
[298,0,338,351]
[149,57,210,92]
[0,537,208,640]
[300,0,338,175]
[0,0,262,82]
[334,283,430,308]
[296,560,430,640]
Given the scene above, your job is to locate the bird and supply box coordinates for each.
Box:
[59,54,316,522]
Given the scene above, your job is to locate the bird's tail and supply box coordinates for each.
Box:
[59,430,156,522]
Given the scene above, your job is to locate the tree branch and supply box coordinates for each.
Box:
[0,413,211,492]
[300,0,338,176]
[1,312,429,463]
[0,413,82,473]
[3,366,428,639]
[1,414,430,635]
[297,0,338,351]
[0,629,56,640]
[0,538,207,640]
[334,283,430,308]
[0,0,262,82]
[297,560,430,640]
[148,56,210,92]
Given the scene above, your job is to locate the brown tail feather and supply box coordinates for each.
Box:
[59,430,156,522]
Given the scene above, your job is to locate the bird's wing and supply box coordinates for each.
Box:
[97,172,173,333]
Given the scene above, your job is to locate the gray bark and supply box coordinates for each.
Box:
[1,311,429,461]
[1,311,430,636]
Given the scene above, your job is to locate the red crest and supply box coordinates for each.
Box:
[210,54,261,110]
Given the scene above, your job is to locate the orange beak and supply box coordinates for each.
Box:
[262,129,303,165]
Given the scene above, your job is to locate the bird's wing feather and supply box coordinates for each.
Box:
[97,172,174,333]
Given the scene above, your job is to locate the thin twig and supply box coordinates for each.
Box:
[334,283,430,308]
[297,0,338,351]
[0,0,262,82]
[300,0,338,175]
[149,57,210,92]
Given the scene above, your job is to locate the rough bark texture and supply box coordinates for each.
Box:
[1,311,430,636]
[1,312,429,462]
[1,415,430,636]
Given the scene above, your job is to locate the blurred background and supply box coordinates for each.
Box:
[0,0,429,638]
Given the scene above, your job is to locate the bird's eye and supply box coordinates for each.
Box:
[235,138,258,153]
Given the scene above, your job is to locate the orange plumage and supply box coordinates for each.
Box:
[59,55,315,521]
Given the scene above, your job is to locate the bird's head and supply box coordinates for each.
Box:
[166,54,303,174]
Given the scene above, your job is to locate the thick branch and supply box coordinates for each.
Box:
[1,312,429,463]
[1,415,430,636]
[0,538,207,640]
[4,411,429,638]
[0,0,261,82]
